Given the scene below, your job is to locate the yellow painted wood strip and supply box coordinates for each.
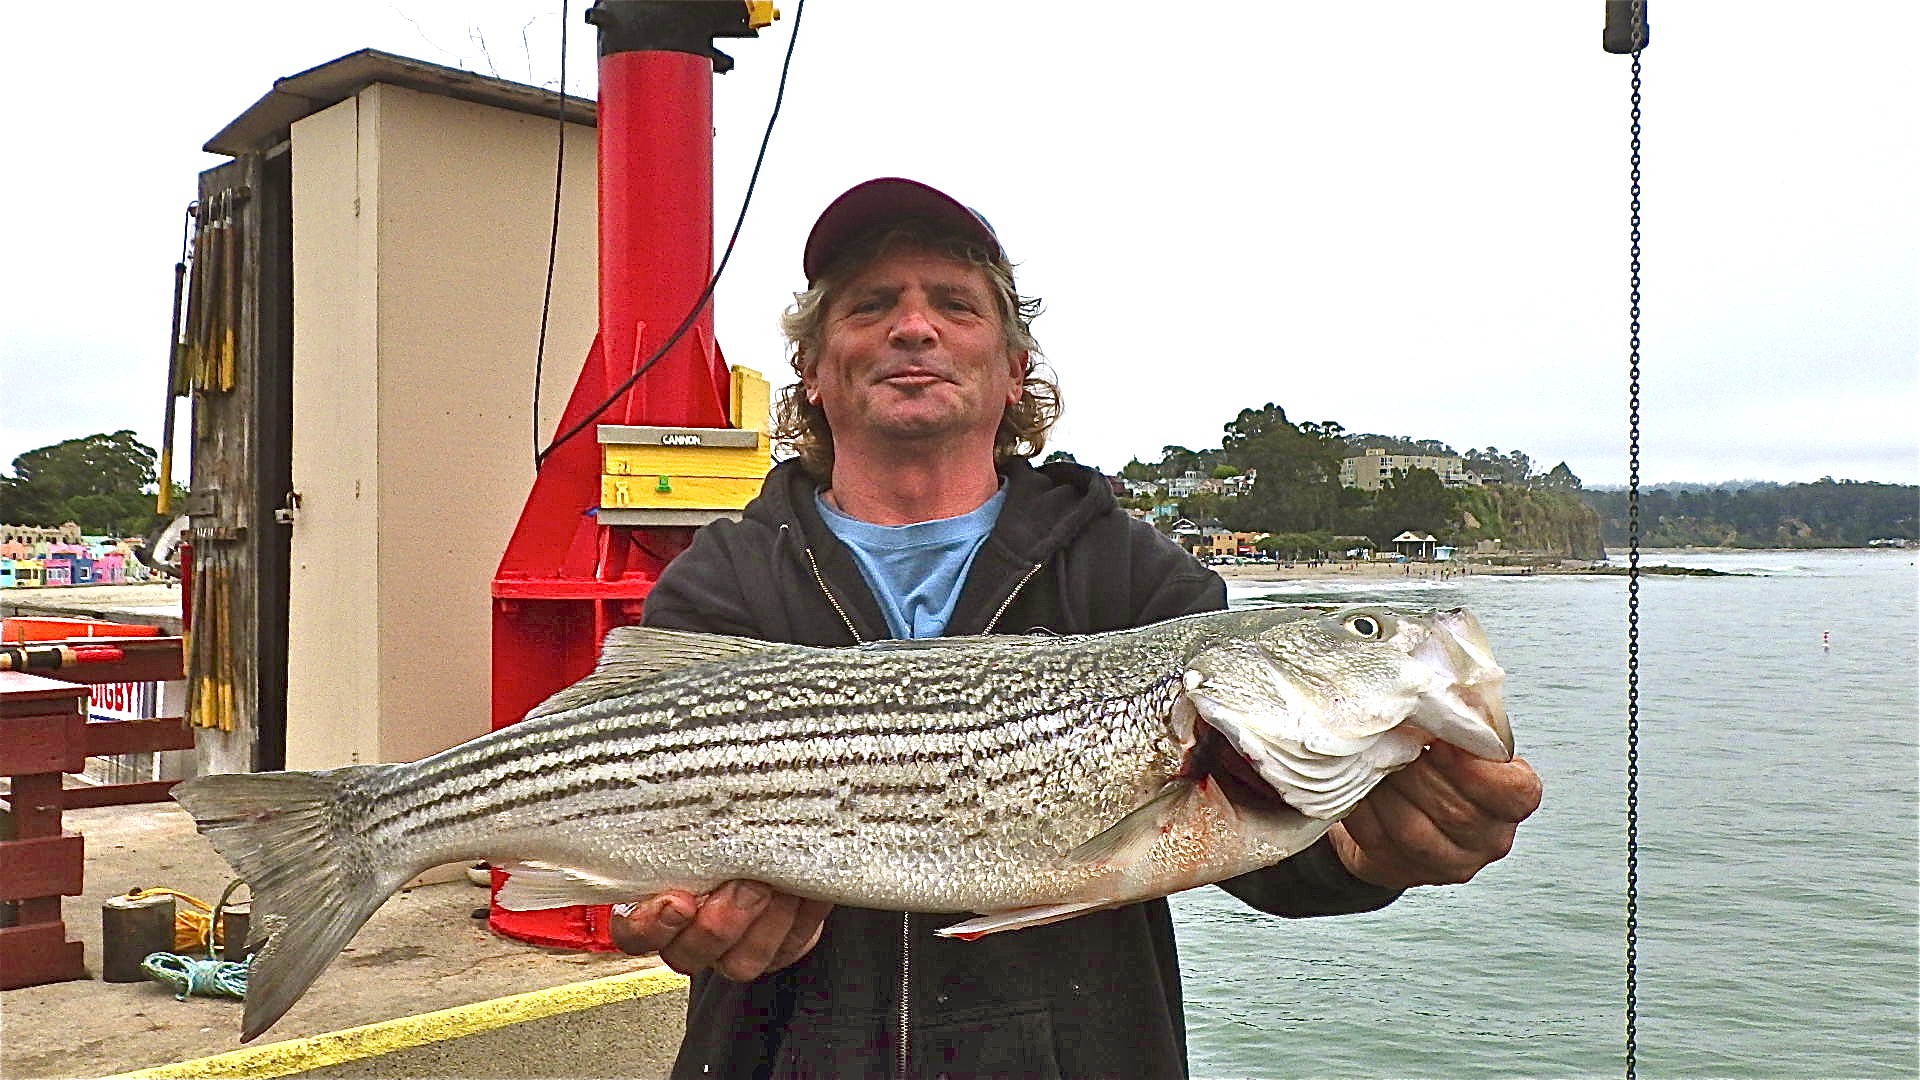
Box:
[601,475,764,510]
[99,966,690,1080]
[603,443,770,477]
[730,365,771,433]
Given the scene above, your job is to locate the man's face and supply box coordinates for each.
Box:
[804,247,1026,459]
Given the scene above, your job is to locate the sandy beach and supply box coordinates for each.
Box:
[1209,557,1577,584]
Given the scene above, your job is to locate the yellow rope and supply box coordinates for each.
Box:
[125,888,224,952]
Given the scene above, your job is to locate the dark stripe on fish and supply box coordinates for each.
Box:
[372,679,1182,836]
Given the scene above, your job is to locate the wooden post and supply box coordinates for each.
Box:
[0,673,90,988]
[0,640,193,988]
[101,892,176,982]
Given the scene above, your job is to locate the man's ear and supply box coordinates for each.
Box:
[796,348,821,403]
[1006,350,1029,405]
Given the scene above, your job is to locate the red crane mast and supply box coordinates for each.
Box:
[488,0,775,949]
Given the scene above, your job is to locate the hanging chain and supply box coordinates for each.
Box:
[1623,16,1646,1080]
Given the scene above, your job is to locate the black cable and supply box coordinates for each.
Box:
[1623,13,1646,1080]
[533,0,570,467]
[536,0,808,470]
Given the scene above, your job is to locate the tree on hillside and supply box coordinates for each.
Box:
[1154,444,1226,478]
[1219,404,1348,534]
[1538,462,1583,490]
[1043,449,1078,465]
[1219,404,1293,452]
[1370,467,1457,543]
[0,431,165,534]
[1343,433,1456,457]
[1464,446,1532,485]
[1157,445,1201,477]
[1118,458,1157,481]
[1257,531,1339,559]
[1582,480,1919,547]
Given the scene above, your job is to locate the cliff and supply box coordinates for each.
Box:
[1455,486,1607,560]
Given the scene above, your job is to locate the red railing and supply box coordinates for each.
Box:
[1,636,191,989]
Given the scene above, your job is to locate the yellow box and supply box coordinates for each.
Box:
[601,474,765,511]
[595,367,774,513]
[602,443,770,478]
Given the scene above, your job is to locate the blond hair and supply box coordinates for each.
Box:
[771,222,1059,479]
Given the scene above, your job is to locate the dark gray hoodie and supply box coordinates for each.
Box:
[641,457,1400,1079]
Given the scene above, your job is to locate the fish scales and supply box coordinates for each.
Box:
[373,638,1164,793]
[364,645,1188,878]
[322,618,1293,893]
[173,604,1515,1041]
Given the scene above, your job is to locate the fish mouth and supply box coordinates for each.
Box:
[1407,609,1513,761]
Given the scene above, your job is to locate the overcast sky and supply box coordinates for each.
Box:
[3,1,1913,488]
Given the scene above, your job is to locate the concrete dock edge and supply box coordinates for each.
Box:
[98,967,690,1079]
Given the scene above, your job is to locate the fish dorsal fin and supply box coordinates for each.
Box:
[857,632,1061,653]
[603,625,801,671]
[524,627,802,720]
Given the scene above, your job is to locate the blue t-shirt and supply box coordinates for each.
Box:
[815,486,1008,640]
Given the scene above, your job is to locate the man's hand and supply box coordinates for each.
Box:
[1329,741,1543,890]
[608,880,833,982]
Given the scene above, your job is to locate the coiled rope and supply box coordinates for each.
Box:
[132,880,251,1000]
[140,952,250,1001]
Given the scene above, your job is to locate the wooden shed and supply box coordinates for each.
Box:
[183,50,597,773]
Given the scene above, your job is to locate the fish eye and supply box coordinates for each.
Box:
[1344,615,1383,639]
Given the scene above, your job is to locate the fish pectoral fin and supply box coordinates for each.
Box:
[494,861,649,911]
[1062,780,1197,867]
[935,899,1125,940]
[526,628,805,719]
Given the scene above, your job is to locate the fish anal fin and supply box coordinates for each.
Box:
[1063,780,1197,867]
[494,861,652,911]
[936,899,1126,940]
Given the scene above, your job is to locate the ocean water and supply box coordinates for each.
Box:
[1177,549,1920,1079]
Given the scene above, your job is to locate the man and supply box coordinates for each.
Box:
[613,178,1542,1077]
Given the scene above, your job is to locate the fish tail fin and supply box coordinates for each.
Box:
[173,764,412,1041]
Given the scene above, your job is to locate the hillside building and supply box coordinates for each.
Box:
[1341,448,1479,491]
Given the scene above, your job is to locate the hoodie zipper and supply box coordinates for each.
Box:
[899,561,1038,1078]
[898,912,913,1078]
[800,530,911,1072]
[982,561,1045,634]
[802,518,1043,1077]
[794,527,865,644]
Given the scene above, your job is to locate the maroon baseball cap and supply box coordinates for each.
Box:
[802,177,1003,283]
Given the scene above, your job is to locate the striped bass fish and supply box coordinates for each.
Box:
[173,604,1512,1041]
